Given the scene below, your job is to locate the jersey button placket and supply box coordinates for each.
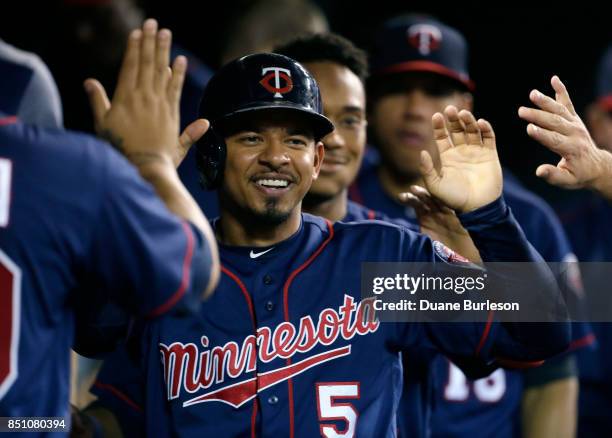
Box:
[263,274,273,285]
[267,395,279,405]
[265,301,274,311]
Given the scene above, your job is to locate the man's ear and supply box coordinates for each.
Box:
[312,140,325,180]
[585,103,602,131]
[459,92,474,112]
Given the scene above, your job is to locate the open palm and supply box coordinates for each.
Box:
[420,106,502,213]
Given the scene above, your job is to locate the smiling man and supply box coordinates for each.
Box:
[86,49,571,437]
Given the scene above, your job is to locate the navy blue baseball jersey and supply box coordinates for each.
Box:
[93,197,569,437]
[0,118,212,425]
[558,193,612,436]
[351,167,593,438]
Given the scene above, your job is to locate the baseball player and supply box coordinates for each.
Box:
[0,39,63,129]
[0,18,219,428]
[519,47,612,436]
[350,15,593,438]
[86,42,571,436]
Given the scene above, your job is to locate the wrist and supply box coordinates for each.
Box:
[591,149,612,198]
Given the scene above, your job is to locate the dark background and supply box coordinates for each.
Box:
[1,0,610,205]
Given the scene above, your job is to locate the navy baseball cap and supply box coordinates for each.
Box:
[369,15,475,91]
[595,45,612,111]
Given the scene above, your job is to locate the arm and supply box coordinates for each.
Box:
[421,107,570,360]
[84,19,219,297]
[399,185,482,263]
[518,75,612,200]
[522,356,579,438]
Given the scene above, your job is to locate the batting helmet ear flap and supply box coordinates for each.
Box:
[195,124,227,190]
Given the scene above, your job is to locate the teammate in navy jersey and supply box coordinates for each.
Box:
[519,46,612,436]
[0,19,219,430]
[352,15,592,438]
[87,44,570,437]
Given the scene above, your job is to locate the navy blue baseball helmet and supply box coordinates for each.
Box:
[195,53,334,189]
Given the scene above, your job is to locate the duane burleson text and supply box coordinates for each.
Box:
[373,299,520,312]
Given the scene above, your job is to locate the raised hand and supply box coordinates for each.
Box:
[84,19,208,169]
[399,185,481,262]
[518,75,612,195]
[420,106,502,213]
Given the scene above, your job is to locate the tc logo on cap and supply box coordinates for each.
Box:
[407,24,442,56]
[259,67,293,98]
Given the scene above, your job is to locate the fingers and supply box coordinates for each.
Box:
[535,163,577,188]
[458,109,482,146]
[419,150,441,190]
[138,18,158,90]
[517,106,573,135]
[154,28,172,92]
[175,119,210,166]
[83,79,110,131]
[528,88,573,121]
[444,106,467,146]
[551,75,577,116]
[477,119,496,150]
[432,112,453,154]
[167,55,188,111]
[526,123,572,155]
[398,192,429,212]
[113,29,142,101]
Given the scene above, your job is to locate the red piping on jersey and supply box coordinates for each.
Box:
[348,183,364,206]
[221,266,256,326]
[148,221,195,318]
[221,265,258,437]
[0,116,18,126]
[93,381,143,412]
[568,333,596,352]
[283,219,335,438]
[495,358,545,369]
[475,310,495,356]
[250,398,258,438]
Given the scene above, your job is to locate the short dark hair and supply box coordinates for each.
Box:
[274,33,369,83]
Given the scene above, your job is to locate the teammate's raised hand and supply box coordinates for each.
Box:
[420,106,502,213]
[84,19,208,169]
[399,185,481,262]
[518,75,612,196]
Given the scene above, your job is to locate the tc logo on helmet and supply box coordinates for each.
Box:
[407,24,442,56]
[259,67,293,98]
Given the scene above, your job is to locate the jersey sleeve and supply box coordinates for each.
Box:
[81,148,213,318]
[395,197,570,369]
[89,341,146,437]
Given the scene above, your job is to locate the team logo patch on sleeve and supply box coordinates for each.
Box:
[433,240,470,264]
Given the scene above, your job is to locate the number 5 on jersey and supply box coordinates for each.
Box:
[316,382,360,438]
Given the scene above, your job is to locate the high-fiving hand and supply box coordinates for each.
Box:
[420,106,503,213]
[518,75,612,197]
[84,19,208,169]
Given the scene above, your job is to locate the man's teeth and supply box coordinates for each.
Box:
[257,179,289,188]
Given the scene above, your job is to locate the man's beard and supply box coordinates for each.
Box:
[253,199,291,225]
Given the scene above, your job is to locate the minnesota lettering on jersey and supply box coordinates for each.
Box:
[159,295,379,408]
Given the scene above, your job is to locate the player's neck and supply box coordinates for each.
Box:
[216,207,303,247]
[302,189,348,223]
[377,165,423,200]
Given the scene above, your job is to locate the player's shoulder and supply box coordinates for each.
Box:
[502,174,560,225]
[331,211,422,241]
[3,122,113,161]
[344,200,419,231]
